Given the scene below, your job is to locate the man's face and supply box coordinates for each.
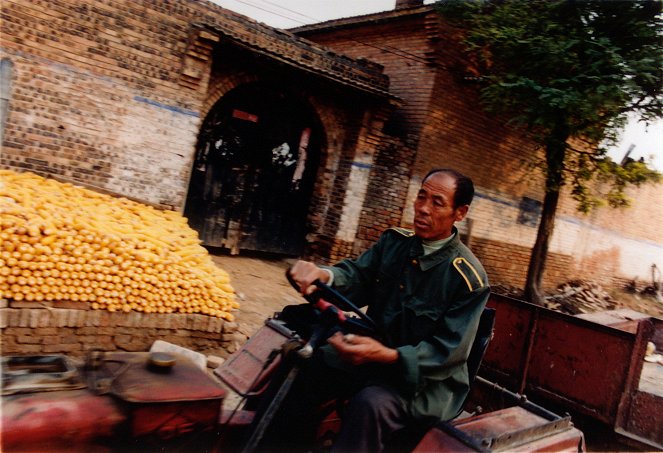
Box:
[413,172,468,241]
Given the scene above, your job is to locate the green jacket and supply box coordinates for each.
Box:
[322,226,490,421]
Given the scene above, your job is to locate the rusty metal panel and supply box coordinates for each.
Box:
[214,320,295,396]
[575,309,650,334]
[484,297,534,380]
[99,352,226,442]
[507,427,585,452]
[453,406,551,441]
[1,389,125,451]
[414,406,584,452]
[129,400,221,440]
[525,315,636,423]
[105,352,226,403]
[651,317,663,349]
[483,295,541,392]
[1,355,86,395]
[412,428,475,452]
[621,391,663,448]
[482,294,658,434]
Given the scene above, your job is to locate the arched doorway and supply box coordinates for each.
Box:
[185,83,322,256]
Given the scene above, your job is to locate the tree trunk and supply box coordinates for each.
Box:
[524,187,560,305]
[524,127,568,305]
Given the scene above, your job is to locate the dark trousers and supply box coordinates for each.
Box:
[332,385,410,453]
[259,351,410,453]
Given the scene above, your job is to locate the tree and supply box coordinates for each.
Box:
[438,0,662,305]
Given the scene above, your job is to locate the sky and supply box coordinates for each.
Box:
[211,0,663,171]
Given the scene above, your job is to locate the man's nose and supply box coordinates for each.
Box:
[416,201,431,214]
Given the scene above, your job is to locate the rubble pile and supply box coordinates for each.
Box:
[490,284,524,299]
[545,280,619,315]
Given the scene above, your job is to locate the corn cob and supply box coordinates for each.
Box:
[0,169,238,320]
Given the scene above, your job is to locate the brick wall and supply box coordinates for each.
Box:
[416,52,663,289]
[1,0,395,260]
[0,299,242,358]
[2,0,660,294]
[0,0,225,209]
[298,10,663,291]
[470,237,574,291]
[352,137,416,254]
[298,13,438,148]
[200,45,385,256]
[296,12,437,259]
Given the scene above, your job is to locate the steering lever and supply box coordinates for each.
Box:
[285,269,377,333]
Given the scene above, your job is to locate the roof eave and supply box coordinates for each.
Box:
[289,5,436,35]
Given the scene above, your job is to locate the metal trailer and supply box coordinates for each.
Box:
[477,293,662,450]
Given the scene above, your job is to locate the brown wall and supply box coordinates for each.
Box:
[1,1,661,294]
[297,11,663,291]
[0,0,394,257]
[299,14,438,147]
[296,13,437,258]
[0,300,241,358]
[0,0,226,208]
[202,43,393,255]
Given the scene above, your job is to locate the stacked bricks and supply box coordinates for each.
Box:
[471,238,574,291]
[0,298,242,358]
[355,138,416,254]
[296,13,438,150]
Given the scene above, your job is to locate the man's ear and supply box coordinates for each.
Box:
[454,205,469,222]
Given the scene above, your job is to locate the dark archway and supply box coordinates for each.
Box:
[185,83,322,256]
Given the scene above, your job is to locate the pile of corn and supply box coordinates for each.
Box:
[0,170,238,320]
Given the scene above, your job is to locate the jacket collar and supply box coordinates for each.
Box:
[409,226,461,271]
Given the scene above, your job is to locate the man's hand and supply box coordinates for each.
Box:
[289,260,330,295]
[327,332,398,365]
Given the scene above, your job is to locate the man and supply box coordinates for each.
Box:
[277,168,489,452]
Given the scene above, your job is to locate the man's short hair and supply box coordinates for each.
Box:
[422,168,475,209]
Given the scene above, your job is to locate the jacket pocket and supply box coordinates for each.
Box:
[403,297,442,341]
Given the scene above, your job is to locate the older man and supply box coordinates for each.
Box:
[275,168,490,452]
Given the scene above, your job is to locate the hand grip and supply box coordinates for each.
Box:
[285,268,377,333]
[285,269,321,304]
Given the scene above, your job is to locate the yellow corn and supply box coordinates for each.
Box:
[0,170,237,318]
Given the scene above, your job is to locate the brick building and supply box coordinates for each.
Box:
[0,0,399,259]
[1,0,661,291]
[292,2,663,290]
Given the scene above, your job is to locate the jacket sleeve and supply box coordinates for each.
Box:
[320,233,389,308]
[395,283,490,397]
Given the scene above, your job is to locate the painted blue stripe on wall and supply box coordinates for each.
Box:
[557,214,663,251]
[134,96,199,117]
[474,190,663,251]
[474,191,516,208]
[351,161,373,169]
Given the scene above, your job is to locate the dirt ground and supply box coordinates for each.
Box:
[210,250,302,338]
